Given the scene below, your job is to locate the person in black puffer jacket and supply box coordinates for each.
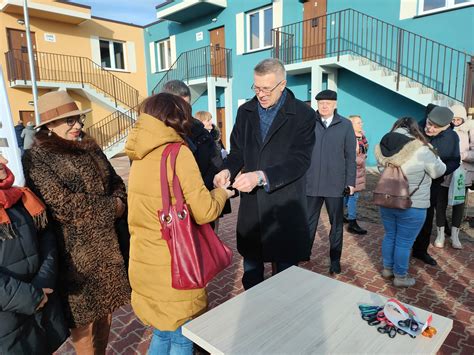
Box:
[161,80,220,190]
[412,105,460,266]
[0,154,68,354]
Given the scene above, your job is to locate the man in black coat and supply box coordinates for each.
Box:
[306,90,357,274]
[162,80,219,190]
[412,105,460,265]
[214,58,316,290]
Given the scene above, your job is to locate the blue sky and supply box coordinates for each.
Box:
[75,0,163,26]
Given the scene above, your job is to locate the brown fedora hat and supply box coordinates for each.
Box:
[36,90,92,128]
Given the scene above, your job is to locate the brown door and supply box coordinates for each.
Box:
[216,108,226,148]
[303,0,327,61]
[6,29,39,81]
[209,26,226,77]
[19,110,35,125]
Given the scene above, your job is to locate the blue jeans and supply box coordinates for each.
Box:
[242,259,297,290]
[380,207,427,276]
[344,192,360,220]
[149,326,193,355]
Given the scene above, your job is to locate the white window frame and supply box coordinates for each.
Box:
[246,5,273,53]
[418,0,473,15]
[99,39,127,71]
[157,38,172,72]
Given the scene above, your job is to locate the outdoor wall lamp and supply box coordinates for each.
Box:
[17,19,25,25]
[211,17,217,22]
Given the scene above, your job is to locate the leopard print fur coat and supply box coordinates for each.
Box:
[22,130,130,328]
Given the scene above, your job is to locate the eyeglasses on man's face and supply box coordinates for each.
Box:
[251,80,284,95]
[66,115,86,127]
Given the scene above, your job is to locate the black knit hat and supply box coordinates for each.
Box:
[315,89,337,101]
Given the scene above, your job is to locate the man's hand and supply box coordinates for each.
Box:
[233,171,262,193]
[348,186,355,195]
[214,169,231,188]
[36,288,53,311]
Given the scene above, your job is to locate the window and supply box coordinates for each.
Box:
[419,0,473,14]
[246,6,273,52]
[99,39,125,70]
[158,38,172,71]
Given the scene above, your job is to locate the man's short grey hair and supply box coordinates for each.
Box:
[254,58,286,79]
[161,80,191,98]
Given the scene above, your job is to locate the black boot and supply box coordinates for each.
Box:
[329,260,341,274]
[343,215,349,224]
[348,219,367,235]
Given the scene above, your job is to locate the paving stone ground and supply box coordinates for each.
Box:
[56,156,473,355]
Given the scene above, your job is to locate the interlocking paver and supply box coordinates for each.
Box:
[54,155,473,354]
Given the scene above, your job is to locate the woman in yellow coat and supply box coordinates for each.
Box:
[125,93,233,355]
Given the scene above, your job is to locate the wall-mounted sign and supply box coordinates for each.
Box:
[44,33,56,42]
[196,31,203,41]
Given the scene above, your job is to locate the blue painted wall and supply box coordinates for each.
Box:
[145,0,305,120]
[337,69,425,166]
[144,0,470,165]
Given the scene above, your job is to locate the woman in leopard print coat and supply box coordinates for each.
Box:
[22,91,130,354]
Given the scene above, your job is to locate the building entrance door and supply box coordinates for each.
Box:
[216,107,226,148]
[209,26,226,77]
[7,28,39,81]
[303,0,327,61]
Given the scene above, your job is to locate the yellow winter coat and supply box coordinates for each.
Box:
[125,113,228,331]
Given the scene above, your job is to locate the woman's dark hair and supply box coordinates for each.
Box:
[139,93,193,138]
[391,116,429,145]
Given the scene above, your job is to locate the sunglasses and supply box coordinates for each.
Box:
[66,115,86,127]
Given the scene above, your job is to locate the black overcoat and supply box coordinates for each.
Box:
[225,89,316,261]
[0,201,69,354]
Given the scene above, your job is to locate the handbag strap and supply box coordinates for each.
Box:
[409,172,426,197]
[159,143,185,218]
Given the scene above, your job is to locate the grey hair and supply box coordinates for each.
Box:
[254,58,286,79]
[161,80,191,98]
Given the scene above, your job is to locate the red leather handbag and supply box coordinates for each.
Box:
[158,143,233,290]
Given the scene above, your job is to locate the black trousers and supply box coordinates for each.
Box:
[307,196,344,261]
[413,181,440,255]
[436,186,466,228]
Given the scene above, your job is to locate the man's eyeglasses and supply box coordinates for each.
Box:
[66,115,85,127]
[251,80,283,95]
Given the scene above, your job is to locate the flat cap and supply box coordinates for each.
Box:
[427,106,453,127]
[315,89,337,101]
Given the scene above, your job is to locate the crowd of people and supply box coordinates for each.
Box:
[1,58,472,355]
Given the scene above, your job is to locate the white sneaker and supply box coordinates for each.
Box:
[451,227,463,249]
[434,226,445,248]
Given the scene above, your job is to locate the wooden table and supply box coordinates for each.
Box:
[183,266,452,354]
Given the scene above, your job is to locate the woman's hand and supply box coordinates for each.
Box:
[115,198,126,218]
[36,288,53,311]
[224,188,235,199]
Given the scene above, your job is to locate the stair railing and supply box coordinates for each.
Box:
[151,45,232,95]
[85,105,139,151]
[4,49,141,109]
[272,8,473,105]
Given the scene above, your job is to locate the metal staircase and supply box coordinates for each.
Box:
[151,45,232,95]
[4,49,144,157]
[272,8,473,108]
